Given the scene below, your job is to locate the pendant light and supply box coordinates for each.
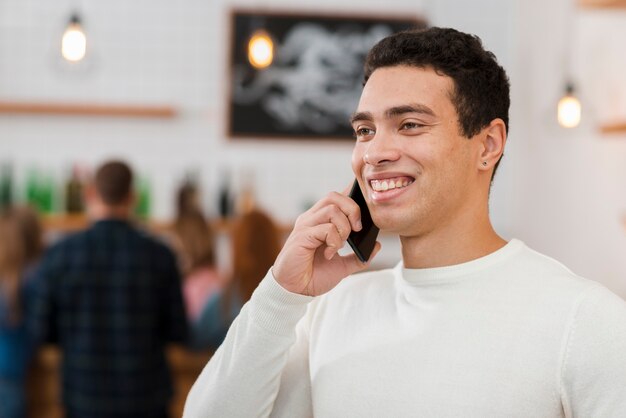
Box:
[61,13,87,62]
[557,83,582,128]
[248,29,274,69]
[557,0,581,128]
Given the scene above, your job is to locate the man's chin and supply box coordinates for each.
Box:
[371,215,413,235]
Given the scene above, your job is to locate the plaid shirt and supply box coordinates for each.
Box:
[30,219,188,418]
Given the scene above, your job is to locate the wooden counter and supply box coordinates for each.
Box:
[26,345,213,418]
[42,214,293,236]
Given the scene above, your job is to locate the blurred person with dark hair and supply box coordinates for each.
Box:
[187,209,282,350]
[171,182,224,324]
[0,206,43,418]
[30,160,188,418]
[175,180,201,216]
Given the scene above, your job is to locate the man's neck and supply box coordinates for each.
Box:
[88,205,132,222]
[400,207,506,269]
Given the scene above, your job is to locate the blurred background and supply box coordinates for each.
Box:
[2,0,626,415]
[3,0,626,292]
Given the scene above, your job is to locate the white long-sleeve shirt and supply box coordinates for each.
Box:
[183,239,626,417]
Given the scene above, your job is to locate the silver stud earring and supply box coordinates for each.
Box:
[482,161,488,166]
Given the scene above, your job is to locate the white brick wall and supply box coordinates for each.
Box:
[4,0,626,297]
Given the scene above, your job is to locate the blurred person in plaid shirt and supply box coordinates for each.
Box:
[29,160,188,418]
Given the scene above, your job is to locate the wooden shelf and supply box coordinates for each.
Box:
[0,101,176,118]
[42,214,293,236]
[599,121,626,134]
[579,0,626,8]
[43,214,168,234]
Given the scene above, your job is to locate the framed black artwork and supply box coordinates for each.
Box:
[227,10,426,140]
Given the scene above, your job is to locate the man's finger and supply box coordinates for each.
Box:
[342,241,382,275]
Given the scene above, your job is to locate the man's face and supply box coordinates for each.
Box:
[351,65,481,237]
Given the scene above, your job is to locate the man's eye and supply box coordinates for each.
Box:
[354,127,375,138]
[401,122,424,130]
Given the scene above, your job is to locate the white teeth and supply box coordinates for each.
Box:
[371,178,413,192]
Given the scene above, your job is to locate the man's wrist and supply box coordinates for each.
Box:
[247,269,313,337]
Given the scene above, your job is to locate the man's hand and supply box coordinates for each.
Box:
[272,189,380,296]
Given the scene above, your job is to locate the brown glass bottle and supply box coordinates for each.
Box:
[65,165,84,214]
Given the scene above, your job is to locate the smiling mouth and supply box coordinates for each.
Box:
[369,176,414,192]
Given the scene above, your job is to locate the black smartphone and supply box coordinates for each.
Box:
[347,179,380,263]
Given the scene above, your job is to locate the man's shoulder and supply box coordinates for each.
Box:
[44,227,91,256]
[508,241,597,292]
[128,225,171,248]
[495,241,626,319]
[45,222,174,259]
[96,221,174,252]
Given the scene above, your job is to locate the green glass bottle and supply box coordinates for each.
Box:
[135,177,151,220]
[0,162,13,210]
[65,165,84,214]
[39,173,55,214]
[25,169,41,211]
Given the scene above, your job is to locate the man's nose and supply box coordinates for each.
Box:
[363,134,401,166]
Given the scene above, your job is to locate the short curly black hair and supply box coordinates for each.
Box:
[364,27,510,177]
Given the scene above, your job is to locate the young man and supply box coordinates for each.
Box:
[184,28,626,417]
[30,161,188,418]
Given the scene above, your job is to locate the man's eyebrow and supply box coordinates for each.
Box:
[350,104,436,125]
[386,104,436,118]
[350,111,373,125]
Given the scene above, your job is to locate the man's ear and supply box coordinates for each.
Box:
[477,118,506,171]
[126,190,137,208]
[83,184,97,204]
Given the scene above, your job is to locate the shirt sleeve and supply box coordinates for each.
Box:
[560,285,626,417]
[182,269,313,418]
[270,305,314,418]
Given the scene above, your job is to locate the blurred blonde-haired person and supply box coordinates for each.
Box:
[188,209,282,350]
[0,206,43,418]
[171,182,224,323]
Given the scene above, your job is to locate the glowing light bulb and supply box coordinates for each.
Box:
[62,15,87,62]
[248,30,273,69]
[557,89,581,128]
